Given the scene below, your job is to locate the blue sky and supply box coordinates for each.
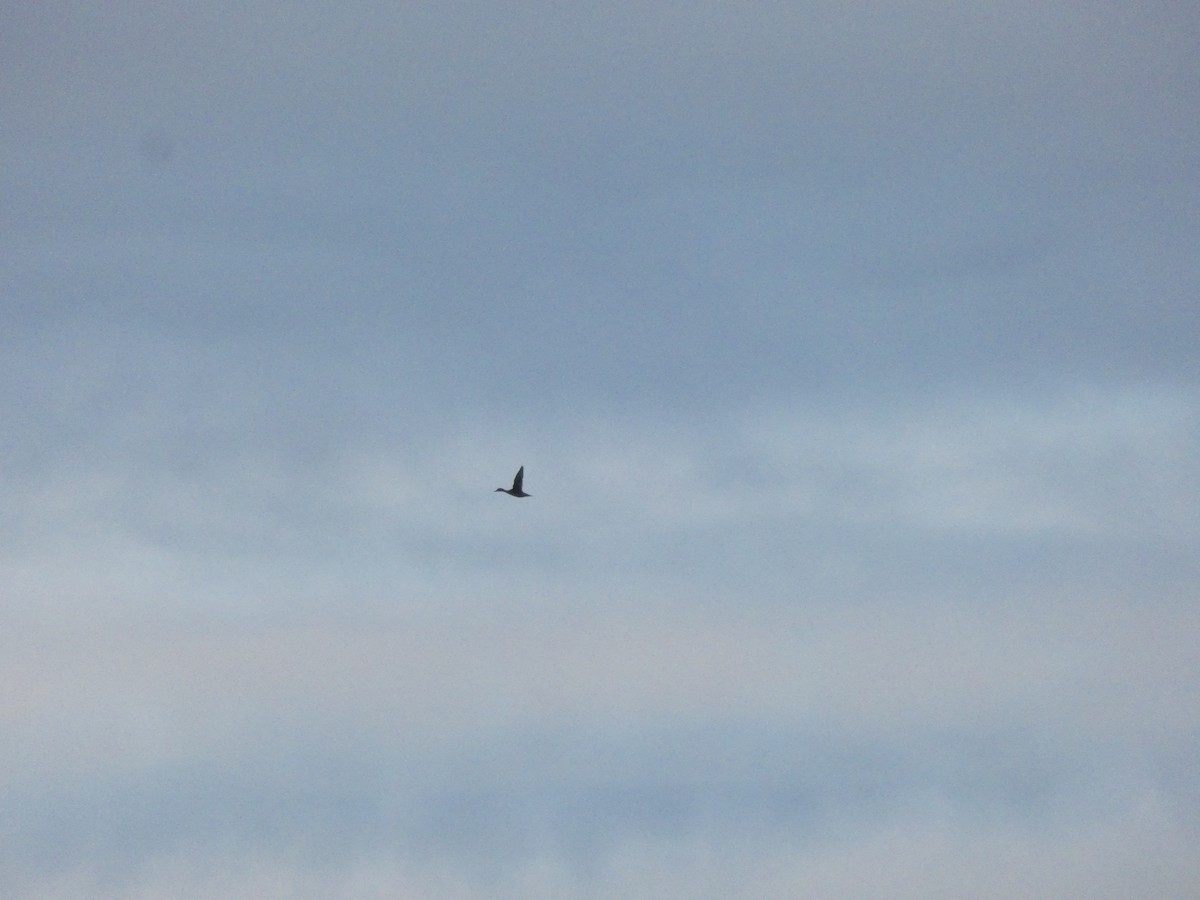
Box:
[3,1,1199,896]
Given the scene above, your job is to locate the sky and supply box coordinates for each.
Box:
[2,0,1199,896]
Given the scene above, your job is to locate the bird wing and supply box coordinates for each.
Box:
[512,466,524,491]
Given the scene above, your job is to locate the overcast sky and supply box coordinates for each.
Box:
[3,1,1199,897]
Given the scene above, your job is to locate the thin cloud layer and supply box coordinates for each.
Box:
[5,389,1194,613]
[3,597,1198,897]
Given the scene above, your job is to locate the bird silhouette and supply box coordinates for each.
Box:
[495,466,530,497]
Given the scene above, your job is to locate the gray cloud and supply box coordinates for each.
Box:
[3,0,1198,896]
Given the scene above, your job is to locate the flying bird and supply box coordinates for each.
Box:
[495,466,530,497]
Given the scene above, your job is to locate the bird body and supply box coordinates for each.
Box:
[495,466,530,497]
